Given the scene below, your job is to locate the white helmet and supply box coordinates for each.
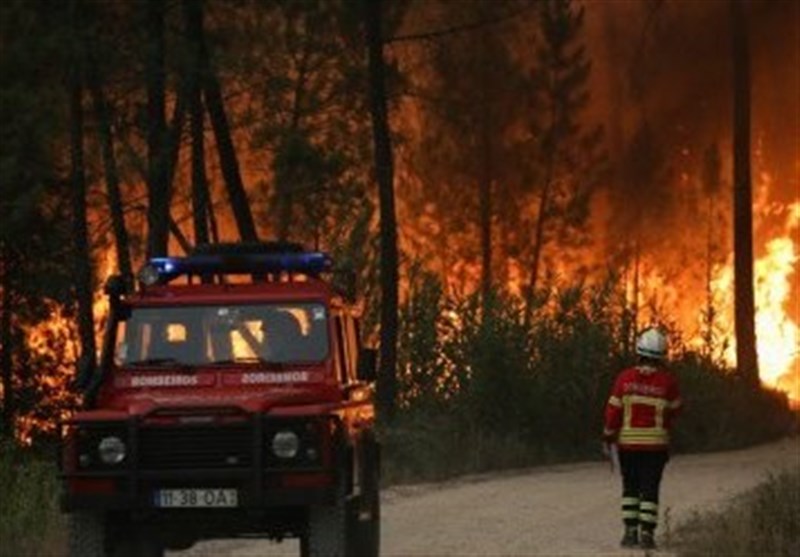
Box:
[636,328,667,359]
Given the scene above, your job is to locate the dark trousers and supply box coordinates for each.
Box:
[619,450,668,532]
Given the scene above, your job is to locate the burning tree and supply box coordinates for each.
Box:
[521,0,605,320]
[730,0,759,386]
[0,0,797,445]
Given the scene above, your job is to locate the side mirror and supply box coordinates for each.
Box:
[105,275,132,320]
[104,274,127,297]
[356,348,377,383]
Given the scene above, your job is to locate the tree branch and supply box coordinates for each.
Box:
[385,4,535,45]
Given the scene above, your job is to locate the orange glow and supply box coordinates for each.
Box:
[710,201,799,399]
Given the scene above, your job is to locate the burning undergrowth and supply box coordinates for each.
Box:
[0,0,798,444]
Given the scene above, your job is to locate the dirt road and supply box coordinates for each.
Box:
[178,437,799,556]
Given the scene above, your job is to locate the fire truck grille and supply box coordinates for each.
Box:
[138,425,253,470]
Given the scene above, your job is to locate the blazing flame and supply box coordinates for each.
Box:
[709,201,800,400]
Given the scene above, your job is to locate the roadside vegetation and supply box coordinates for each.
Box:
[0,442,64,557]
[1,274,795,556]
[383,272,797,483]
[673,465,800,557]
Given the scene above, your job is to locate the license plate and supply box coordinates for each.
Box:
[154,488,238,508]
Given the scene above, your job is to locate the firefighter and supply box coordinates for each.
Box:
[603,328,682,549]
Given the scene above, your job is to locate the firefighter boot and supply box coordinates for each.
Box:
[620,526,639,548]
[640,528,656,550]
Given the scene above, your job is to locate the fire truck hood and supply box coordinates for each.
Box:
[97,367,342,416]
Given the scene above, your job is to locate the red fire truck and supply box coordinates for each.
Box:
[60,243,380,557]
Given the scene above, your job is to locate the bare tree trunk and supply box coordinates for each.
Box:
[529,173,552,295]
[195,7,257,243]
[523,161,553,325]
[203,78,257,242]
[184,0,210,247]
[730,0,758,386]
[208,195,220,243]
[365,0,399,420]
[145,0,170,258]
[203,79,257,242]
[85,55,133,283]
[276,57,309,243]
[524,59,560,324]
[0,246,14,438]
[165,93,186,202]
[168,217,193,254]
[479,125,493,311]
[703,144,721,356]
[632,240,640,336]
[69,0,97,377]
[704,192,716,354]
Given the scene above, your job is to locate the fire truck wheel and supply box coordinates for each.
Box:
[305,482,351,556]
[68,513,108,557]
[112,536,164,557]
[352,440,380,557]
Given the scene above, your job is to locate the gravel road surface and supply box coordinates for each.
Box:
[176,437,799,556]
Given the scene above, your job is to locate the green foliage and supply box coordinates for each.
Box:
[0,443,64,557]
[236,0,374,250]
[671,354,795,452]
[387,270,795,483]
[673,464,800,557]
[397,265,450,409]
[1,0,81,442]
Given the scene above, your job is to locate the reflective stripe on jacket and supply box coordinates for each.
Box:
[603,365,681,451]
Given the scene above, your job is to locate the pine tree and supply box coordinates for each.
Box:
[730,0,758,385]
[523,0,604,320]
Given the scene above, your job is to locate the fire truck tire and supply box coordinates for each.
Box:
[305,483,351,556]
[68,513,108,557]
[352,440,380,557]
[113,536,164,557]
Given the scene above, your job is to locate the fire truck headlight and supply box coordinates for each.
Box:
[98,436,127,465]
[271,430,299,459]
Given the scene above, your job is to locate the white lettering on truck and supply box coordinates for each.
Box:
[130,375,199,387]
[241,372,310,384]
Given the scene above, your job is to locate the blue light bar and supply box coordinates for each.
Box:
[147,252,333,283]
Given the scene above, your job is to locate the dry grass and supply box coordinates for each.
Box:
[0,443,65,557]
[673,465,800,557]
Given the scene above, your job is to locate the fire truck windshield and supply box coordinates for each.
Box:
[114,303,329,367]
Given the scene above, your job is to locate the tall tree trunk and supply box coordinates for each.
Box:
[276,49,311,243]
[479,124,493,310]
[703,143,721,356]
[365,0,399,421]
[145,0,170,258]
[529,170,552,295]
[168,217,193,254]
[196,8,258,244]
[184,0,210,247]
[0,246,14,438]
[704,192,716,354]
[165,93,186,202]
[632,239,640,337]
[523,160,553,326]
[203,77,257,242]
[85,54,133,283]
[730,0,759,386]
[208,194,220,243]
[525,164,552,323]
[69,0,97,378]
[524,69,560,324]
